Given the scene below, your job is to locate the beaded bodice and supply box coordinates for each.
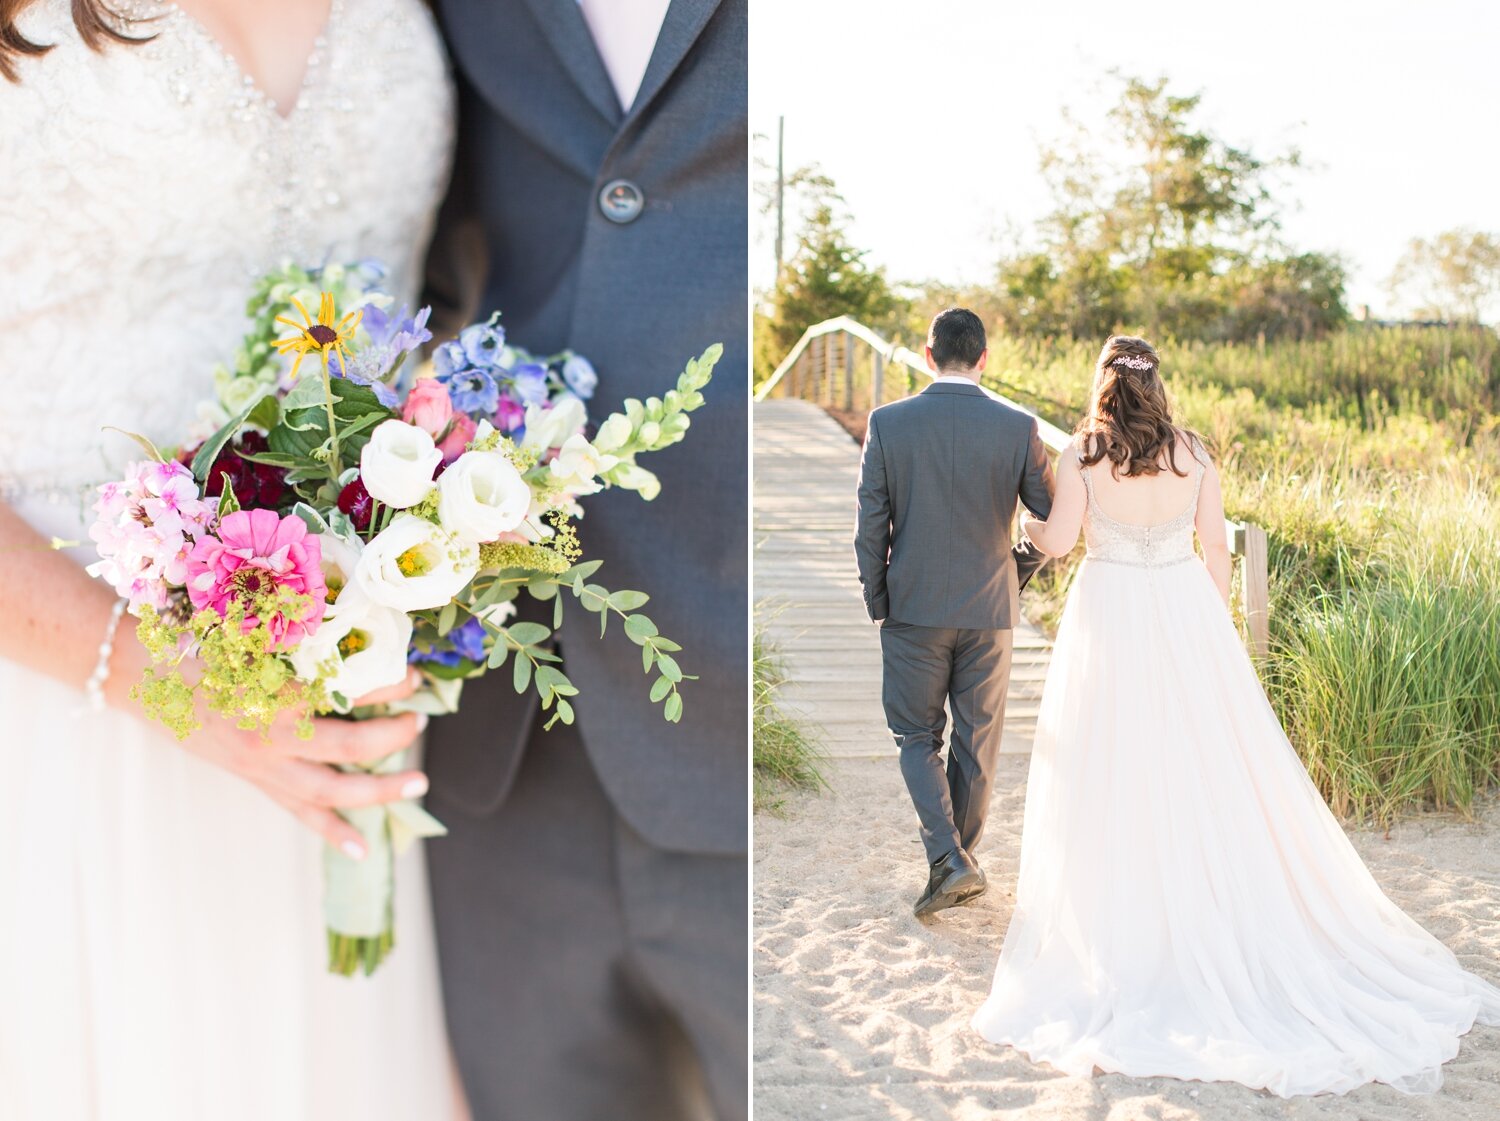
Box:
[1079,442,1210,567]
[0,0,454,507]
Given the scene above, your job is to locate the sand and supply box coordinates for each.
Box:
[753,757,1500,1121]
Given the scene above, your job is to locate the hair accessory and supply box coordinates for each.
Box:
[1112,354,1154,371]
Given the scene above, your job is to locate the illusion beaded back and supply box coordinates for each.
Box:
[0,0,454,507]
[1078,441,1210,568]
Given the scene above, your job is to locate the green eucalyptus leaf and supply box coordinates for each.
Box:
[657,654,682,683]
[664,693,683,723]
[650,676,672,703]
[624,614,658,644]
[565,559,604,583]
[554,698,575,725]
[607,590,650,612]
[513,654,532,694]
[437,602,458,637]
[506,622,551,647]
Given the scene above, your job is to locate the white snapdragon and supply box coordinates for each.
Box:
[548,433,616,496]
[360,420,442,508]
[436,450,531,543]
[355,514,479,611]
[521,394,587,454]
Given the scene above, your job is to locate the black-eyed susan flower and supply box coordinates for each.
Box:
[274,292,362,381]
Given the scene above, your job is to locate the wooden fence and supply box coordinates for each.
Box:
[755,316,1271,657]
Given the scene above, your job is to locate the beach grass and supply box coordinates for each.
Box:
[753,631,827,813]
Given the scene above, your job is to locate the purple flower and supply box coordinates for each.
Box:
[561,354,597,400]
[410,616,488,667]
[329,304,431,409]
[510,362,551,407]
[460,320,506,368]
[367,303,433,356]
[438,366,501,414]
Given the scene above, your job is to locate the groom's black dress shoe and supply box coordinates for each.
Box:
[914,848,985,917]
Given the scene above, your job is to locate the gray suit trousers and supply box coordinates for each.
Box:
[879,621,1013,865]
[426,721,747,1121]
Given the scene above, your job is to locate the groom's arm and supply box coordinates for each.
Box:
[854,413,892,622]
[1013,418,1057,591]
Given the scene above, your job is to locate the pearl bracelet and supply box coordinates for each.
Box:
[84,599,128,712]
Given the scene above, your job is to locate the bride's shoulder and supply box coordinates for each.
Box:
[1174,428,1213,469]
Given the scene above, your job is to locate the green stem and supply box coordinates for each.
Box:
[320,353,342,477]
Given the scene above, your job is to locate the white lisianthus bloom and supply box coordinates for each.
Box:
[355,514,480,611]
[360,420,442,508]
[437,450,532,543]
[289,586,413,703]
[317,531,364,606]
[592,412,632,453]
[548,433,616,497]
[521,394,587,454]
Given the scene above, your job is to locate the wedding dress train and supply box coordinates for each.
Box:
[972,442,1500,1096]
[0,2,460,1117]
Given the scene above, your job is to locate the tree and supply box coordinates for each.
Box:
[992,75,1344,342]
[1387,229,1500,324]
[762,170,904,367]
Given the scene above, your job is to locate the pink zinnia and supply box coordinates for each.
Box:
[186,509,327,649]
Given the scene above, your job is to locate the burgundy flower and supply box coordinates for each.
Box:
[337,477,374,531]
[202,432,288,509]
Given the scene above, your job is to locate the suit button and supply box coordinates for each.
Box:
[599,179,644,224]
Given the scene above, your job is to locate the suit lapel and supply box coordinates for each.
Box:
[517,0,623,126]
[624,0,723,125]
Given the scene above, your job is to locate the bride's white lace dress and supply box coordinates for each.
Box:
[972,443,1500,1096]
[0,2,458,1116]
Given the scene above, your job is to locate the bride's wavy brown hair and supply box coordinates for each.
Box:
[0,0,149,82]
[1076,335,1201,479]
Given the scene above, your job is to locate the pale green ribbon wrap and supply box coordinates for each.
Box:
[322,746,448,939]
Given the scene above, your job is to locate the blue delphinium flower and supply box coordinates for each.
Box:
[460,319,505,368]
[561,354,597,400]
[438,366,501,415]
[433,340,469,379]
[510,362,551,407]
[410,616,489,668]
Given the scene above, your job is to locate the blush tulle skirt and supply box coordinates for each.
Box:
[972,554,1500,1097]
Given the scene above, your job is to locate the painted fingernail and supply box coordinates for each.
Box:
[341,840,366,861]
[415,713,429,732]
[402,775,429,799]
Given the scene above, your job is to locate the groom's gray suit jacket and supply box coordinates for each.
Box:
[855,381,1055,628]
[426,0,747,857]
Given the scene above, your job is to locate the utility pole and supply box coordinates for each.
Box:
[774,115,785,283]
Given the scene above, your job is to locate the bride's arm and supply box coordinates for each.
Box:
[1018,451,1086,557]
[0,499,429,860]
[1193,459,1233,607]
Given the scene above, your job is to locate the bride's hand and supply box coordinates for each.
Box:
[176,669,431,860]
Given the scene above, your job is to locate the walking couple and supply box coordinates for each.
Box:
[855,307,1500,1096]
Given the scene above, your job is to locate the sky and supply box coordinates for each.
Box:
[749,0,1500,318]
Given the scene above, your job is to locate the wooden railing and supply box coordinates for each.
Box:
[756,317,1271,657]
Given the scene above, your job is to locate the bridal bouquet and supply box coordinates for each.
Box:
[85,261,719,975]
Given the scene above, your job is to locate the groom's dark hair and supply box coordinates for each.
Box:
[928,308,987,371]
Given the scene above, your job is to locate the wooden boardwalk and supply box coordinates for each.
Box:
[753,398,1050,758]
